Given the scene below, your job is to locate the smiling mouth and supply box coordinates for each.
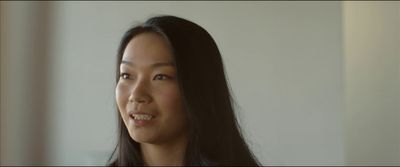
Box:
[130,114,155,121]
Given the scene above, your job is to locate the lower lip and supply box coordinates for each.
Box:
[129,116,155,126]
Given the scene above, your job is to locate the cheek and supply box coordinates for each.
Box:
[116,83,129,113]
[155,85,184,113]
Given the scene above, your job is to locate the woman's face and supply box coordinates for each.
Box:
[116,32,188,145]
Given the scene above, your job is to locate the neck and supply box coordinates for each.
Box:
[141,135,188,166]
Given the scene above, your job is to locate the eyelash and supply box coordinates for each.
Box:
[153,74,171,80]
[119,73,171,80]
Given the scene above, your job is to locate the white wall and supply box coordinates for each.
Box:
[3,1,396,166]
[344,2,400,165]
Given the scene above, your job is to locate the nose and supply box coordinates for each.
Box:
[128,79,151,104]
[129,96,147,103]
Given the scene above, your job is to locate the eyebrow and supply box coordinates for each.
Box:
[121,60,175,68]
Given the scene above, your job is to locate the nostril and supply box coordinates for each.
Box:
[128,92,151,104]
[129,97,146,103]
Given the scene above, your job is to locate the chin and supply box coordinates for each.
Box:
[129,131,159,144]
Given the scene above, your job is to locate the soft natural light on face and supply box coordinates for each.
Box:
[115,32,188,148]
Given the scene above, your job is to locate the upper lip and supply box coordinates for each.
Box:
[128,110,156,117]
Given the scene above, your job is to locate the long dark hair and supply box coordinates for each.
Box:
[108,15,260,166]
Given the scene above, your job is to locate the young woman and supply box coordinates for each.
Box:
[109,15,259,166]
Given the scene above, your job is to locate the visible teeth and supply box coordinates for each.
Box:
[133,114,153,120]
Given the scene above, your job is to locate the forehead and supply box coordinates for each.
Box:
[122,32,173,65]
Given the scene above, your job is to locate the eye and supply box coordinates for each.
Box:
[153,74,170,80]
[120,73,130,80]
